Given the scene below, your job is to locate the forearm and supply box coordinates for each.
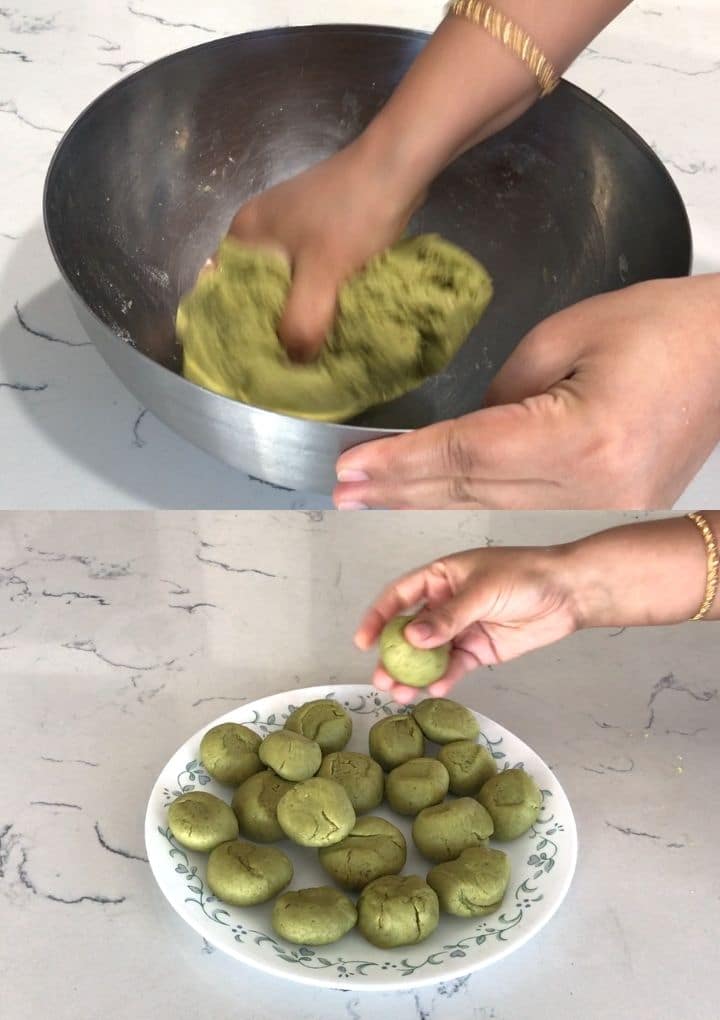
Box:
[564,513,720,629]
[357,1,631,201]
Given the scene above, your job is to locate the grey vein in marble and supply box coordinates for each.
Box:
[99,59,146,73]
[0,100,62,134]
[0,45,30,61]
[94,821,148,863]
[126,2,216,33]
[169,601,216,613]
[62,638,175,672]
[41,756,98,767]
[31,801,82,810]
[132,408,148,447]
[196,541,280,578]
[14,302,91,346]
[42,589,110,606]
[0,381,48,392]
[0,8,57,33]
[646,672,717,729]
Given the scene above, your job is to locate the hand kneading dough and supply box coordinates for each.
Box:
[206,839,292,906]
[272,887,357,946]
[258,729,322,782]
[477,768,542,840]
[437,739,498,796]
[167,791,239,852]
[379,615,450,688]
[317,751,384,814]
[427,846,510,917]
[412,798,494,863]
[385,757,450,816]
[284,699,352,753]
[358,875,439,948]
[231,769,294,842]
[276,777,356,848]
[412,698,480,743]
[200,722,262,785]
[318,816,407,891]
[177,235,493,422]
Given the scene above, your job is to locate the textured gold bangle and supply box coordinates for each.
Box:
[447,0,559,98]
[687,512,719,621]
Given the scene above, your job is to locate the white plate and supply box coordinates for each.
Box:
[145,685,577,991]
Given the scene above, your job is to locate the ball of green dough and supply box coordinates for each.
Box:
[427,846,511,917]
[317,751,384,814]
[276,777,356,848]
[199,723,263,785]
[412,698,480,744]
[284,699,352,753]
[318,816,407,891]
[358,875,440,948]
[272,887,357,946]
[206,839,293,906]
[412,797,494,863]
[258,730,322,782]
[385,757,450,816]
[167,791,239,852]
[379,615,451,688]
[477,768,542,841]
[437,740,498,796]
[368,714,425,772]
[231,769,294,842]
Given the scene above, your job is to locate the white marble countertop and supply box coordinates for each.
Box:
[1,0,719,508]
[2,510,718,1018]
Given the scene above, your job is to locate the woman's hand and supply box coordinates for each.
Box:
[335,275,720,509]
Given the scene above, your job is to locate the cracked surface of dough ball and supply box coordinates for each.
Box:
[200,723,262,785]
[413,698,480,744]
[276,776,356,848]
[317,751,384,813]
[258,729,322,782]
[368,714,425,772]
[357,874,440,948]
[231,769,294,842]
[412,797,494,863]
[477,768,542,841]
[206,839,293,906]
[379,615,450,688]
[272,887,357,945]
[385,757,450,816]
[427,846,510,917]
[167,791,239,852]
[284,699,352,753]
[437,740,498,796]
[318,816,407,891]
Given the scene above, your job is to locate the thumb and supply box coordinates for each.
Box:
[404,587,485,648]
[484,314,583,407]
[278,251,341,363]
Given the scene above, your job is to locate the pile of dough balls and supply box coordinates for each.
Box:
[167,693,542,951]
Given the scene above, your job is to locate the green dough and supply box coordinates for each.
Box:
[177,235,493,422]
[206,839,293,906]
[427,846,511,917]
[167,791,239,852]
[231,769,294,842]
[437,740,498,796]
[477,768,542,841]
[412,698,480,744]
[199,722,262,785]
[385,757,450,816]
[318,816,407,891]
[284,699,352,753]
[357,875,440,948]
[276,777,356,848]
[368,714,425,772]
[272,887,357,946]
[379,616,450,688]
[412,797,494,863]
[258,730,322,782]
[317,751,385,814]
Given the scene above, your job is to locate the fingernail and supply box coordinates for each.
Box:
[337,500,368,511]
[337,468,370,483]
[407,621,433,641]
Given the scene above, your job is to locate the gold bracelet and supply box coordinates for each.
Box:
[686,512,719,621]
[447,0,559,98]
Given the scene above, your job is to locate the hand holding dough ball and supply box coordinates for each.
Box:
[413,698,480,744]
[284,699,352,753]
[427,846,511,917]
[206,839,293,906]
[368,714,425,771]
[231,770,294,842]
[317,751,384,813]
[379,615,450,688]
[259,729,322,781]
[385,757,450,816]
[167,791,239,852]
[358,874,440,948]
[272,887,357,945]
[412,798,494,863]
[318,816,407,891]
[477,768,542,840]
[437,739,497,796]
[276,776,356,847]
[200,723,262,785]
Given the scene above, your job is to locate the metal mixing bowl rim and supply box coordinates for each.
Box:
[42,23,693,437]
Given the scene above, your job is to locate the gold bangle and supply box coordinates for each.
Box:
[447,0,559,98]
[686,512,719,621]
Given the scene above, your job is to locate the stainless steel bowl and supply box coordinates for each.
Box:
[44,25,692,492]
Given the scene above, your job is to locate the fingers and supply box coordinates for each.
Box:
[278,250,341,363]
[404,587,486,648]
